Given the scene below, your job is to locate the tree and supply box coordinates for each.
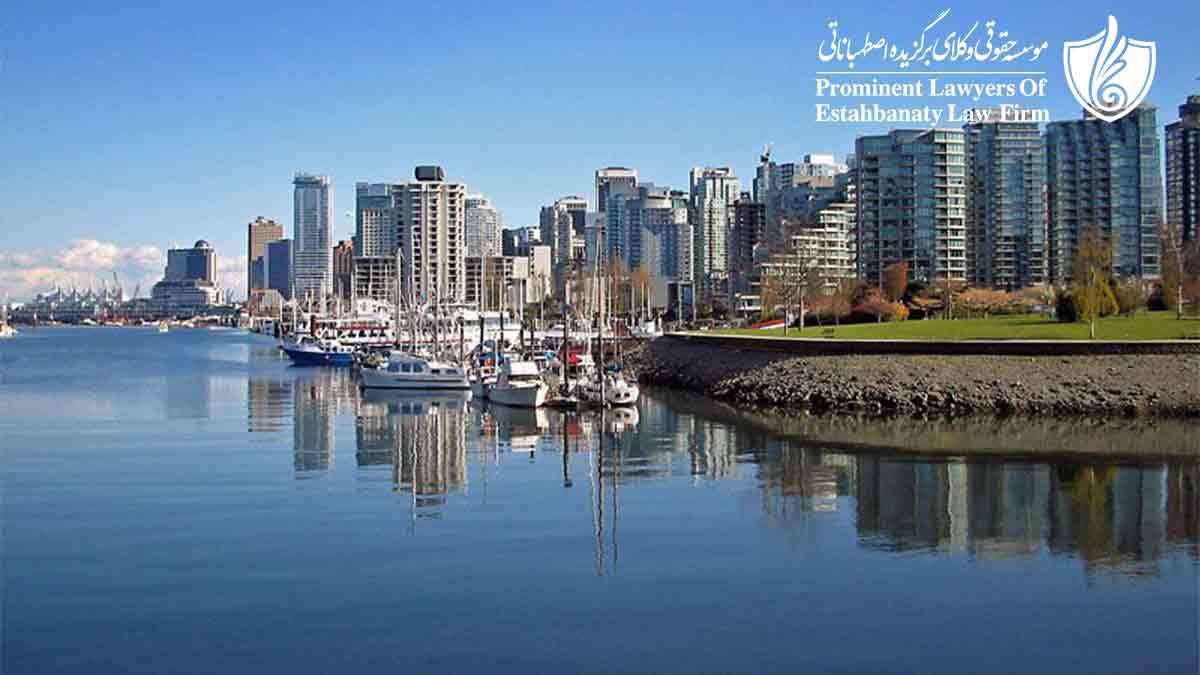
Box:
[1161,221,1187,320]
[856,292,905,323]
[883,260,909,302]
[1113,279,1145,317]
[828,278,856,326]
[1071,227,1118,339]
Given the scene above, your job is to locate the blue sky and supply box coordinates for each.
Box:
[1,0,1197,299]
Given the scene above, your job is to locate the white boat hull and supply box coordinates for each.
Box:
[360,368,469,390]
[489,382,548,408]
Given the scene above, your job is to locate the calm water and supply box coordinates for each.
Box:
[2,328,1198,675]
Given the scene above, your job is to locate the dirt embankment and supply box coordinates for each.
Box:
[627,338,1200,418]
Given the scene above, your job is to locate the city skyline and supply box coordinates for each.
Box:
[3,2,1199,301]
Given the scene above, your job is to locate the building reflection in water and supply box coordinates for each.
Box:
[357,390,469,509]
[291,368,356,474]
[842,453,1195,577]
[247,377,292,433]
[272,371,1198,578]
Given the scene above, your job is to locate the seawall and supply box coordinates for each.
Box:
[629,335,1200,418]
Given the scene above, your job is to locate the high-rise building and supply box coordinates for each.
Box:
[502,228,519,256]
[855,129,967,284]
[539,196,588,294]
[465,194,502,258]
[514,226,541,256]
[153,240,221,311]
[964,109,1047,289]
[354,167,467,303]
[595,167,638,215]
[332,240,354,299]
[1166,94,1200,243]
[292,173,333,299]
[605,183,689,279]
[352,254,399,303]
[731,193,766,292]
[247,216,284,292]
[755,152,848,247]
[1046,105,1162,281]
[689,166,741,298]
[165,240,216,282]
[400,166,466,302]
[265,239,293,300]
[355,182,397,257]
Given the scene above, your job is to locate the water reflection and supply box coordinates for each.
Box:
[260,364,1199,580]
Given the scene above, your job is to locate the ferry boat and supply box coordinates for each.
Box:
[359,351,469,390]
[281,335,356,366]
[304,313,395,350]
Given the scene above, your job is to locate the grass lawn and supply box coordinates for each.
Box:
[713,311,1200,341]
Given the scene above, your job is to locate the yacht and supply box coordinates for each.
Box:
[157,321,169,333]
[281,335,356,367]
[488,360,548,408]
[359,351,469,390]
[577,368,640,407]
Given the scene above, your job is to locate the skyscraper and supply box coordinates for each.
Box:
[332,240,354,300]
[398,166,466,303]
[165,240,216,282]
[605,183,689,278]
[292,173,333,299]
[755,152,848,247]
[247,216,284,292]
[964,109,1047,289]
[265,239,293,300]
[1166,94,1200,243]
[595,167,638,216]
[465,194,502,258]
[689,166,740,298]
[354,167,467,303]
[855,129,967,284]
[153,240,220,310]
[539,196,588,293]
[1046,105,1163,281]
[731,192,766,292]
[355,182,396,257]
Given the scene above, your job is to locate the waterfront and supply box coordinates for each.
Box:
[2,328,1198,674]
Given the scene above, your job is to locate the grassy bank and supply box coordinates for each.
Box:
[715,311,1200,341]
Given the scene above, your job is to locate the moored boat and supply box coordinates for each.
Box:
[359,351,469,390]
[281,335,356,366]
[488,360,548,408]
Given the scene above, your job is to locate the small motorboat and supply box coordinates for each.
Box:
[359,351,469,390]
[488,360,548,408]
[577,369,640,407]
[281,335,356,367]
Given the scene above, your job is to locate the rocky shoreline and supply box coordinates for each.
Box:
[627,337,1200,418]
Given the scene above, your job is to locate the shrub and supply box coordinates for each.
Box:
[1114,281,1143,317]
[1055,288,1078,323]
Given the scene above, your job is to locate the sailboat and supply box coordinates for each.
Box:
[360,250,470,390]
[575,255,639,407]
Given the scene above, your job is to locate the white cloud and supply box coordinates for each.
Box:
[0,239,166,302]
[1,239,249,302]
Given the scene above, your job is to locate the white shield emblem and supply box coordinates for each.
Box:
[1063,16,1156,122]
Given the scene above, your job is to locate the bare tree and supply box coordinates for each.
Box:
[1161,221,1187,320]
